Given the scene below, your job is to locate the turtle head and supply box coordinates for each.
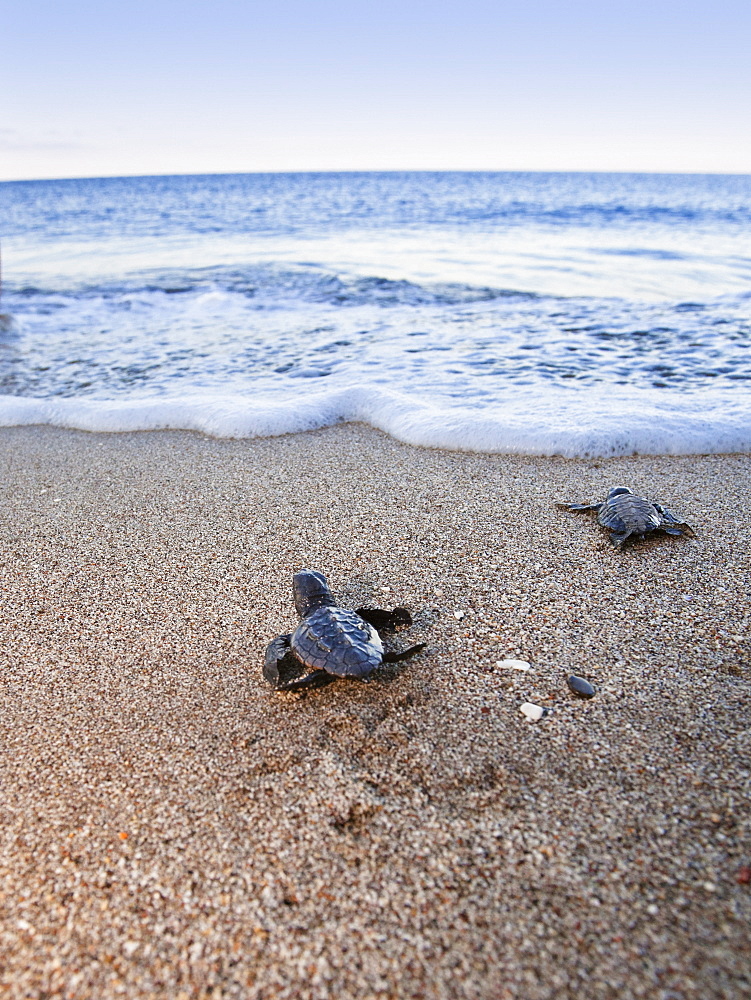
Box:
[293,569,336,617]
[607,487,633,500]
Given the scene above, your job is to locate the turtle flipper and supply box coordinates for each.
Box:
[263,634,302,690]
[556,501,603,513]
[265,636,337,692]
[275,669,337,692]
[383,642,427,663]
[655,505,696,537]
[355,606,413,633]
[663,522,695,537]
[355,607,425,667]
[263,634,293,686]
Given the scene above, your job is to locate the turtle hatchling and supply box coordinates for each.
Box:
[557,487,695,548]
[263,568,427,691]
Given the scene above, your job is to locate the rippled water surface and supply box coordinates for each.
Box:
[1,172,749,455]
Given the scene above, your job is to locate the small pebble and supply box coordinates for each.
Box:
[497,658,530,671]
[520,702,546,722]
[568,675,596,698]
[454,610,465,619]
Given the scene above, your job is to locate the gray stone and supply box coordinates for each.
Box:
[568,675,596,698]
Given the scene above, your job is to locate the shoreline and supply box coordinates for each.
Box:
[0,391,749,460]
[1,423,749,999]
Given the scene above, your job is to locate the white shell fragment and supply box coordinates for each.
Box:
[520,702,547,722]
[453,610,465,619]
[497,658,530,671]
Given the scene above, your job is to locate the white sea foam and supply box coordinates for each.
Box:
[1,387,748,458]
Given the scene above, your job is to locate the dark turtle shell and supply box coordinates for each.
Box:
[290,605,384,679]
[596,490,662,535]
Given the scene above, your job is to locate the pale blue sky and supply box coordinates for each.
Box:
[2,0,749,180]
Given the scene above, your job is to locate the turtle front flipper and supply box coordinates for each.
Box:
[355,606,413,633]
[264,636,337,692]
[356,607,425,667]
[263,634,299,688]
[556,501,604,513]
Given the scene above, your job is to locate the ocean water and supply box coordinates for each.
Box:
[0,171,749,457]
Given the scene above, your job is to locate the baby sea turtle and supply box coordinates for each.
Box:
[264,568,427,692]
[557,487,695,548]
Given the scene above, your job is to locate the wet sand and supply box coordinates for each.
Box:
[0,423,749,999]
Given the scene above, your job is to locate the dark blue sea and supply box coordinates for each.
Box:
[1,171,749,456]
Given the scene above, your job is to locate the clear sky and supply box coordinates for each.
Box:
[2,0,750,181]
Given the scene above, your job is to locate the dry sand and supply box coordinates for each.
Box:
[0,423,749,1000]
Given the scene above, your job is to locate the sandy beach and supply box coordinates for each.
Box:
[0,423,749,999]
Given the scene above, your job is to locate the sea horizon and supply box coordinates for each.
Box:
[5,166,751,184]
